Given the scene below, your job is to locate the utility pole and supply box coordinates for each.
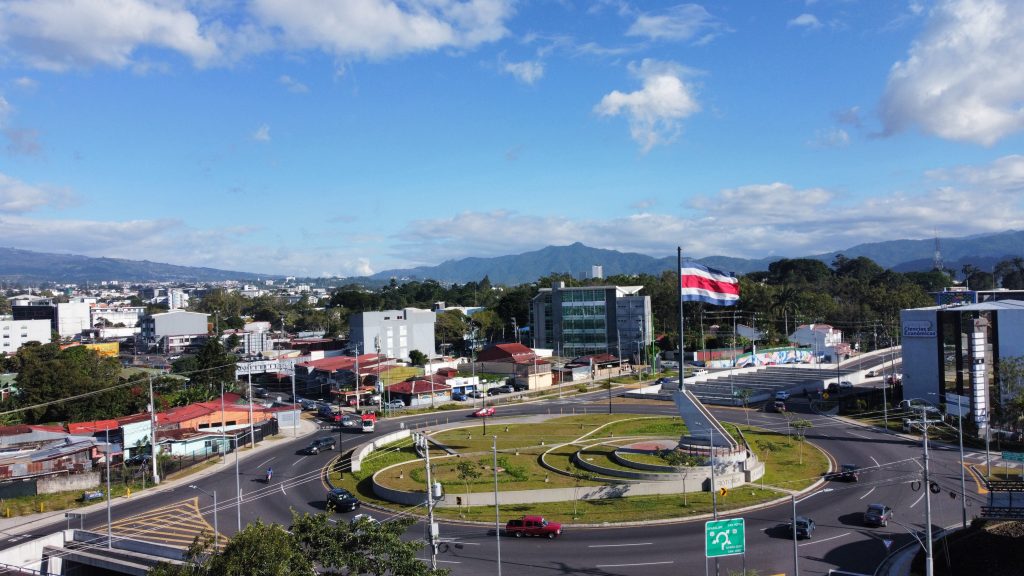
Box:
[291,370,298,437]
[148,375,160,484]
[105,427,112,549]
[956,394,967,529]
[420,433,439,571]
[909,404,937,576]
[247,372,255,450]
[493,435,502,576]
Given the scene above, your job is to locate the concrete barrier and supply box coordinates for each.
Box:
[37,472,101,495]
[350,429,411,473]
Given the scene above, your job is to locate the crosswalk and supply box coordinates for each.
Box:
[101,497,222,550]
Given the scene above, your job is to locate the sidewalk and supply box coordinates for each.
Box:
[0,416,319,538]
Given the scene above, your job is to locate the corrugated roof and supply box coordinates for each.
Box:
[386,379,451,394]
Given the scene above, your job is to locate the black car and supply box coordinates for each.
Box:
[303,437,337,455]
[827,463,860,482]
[125,453,152,466]
[327,488,360,512]
[789,516,815,539]
[488,386,512,396]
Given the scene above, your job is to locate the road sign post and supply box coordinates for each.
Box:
[705,518,745,558]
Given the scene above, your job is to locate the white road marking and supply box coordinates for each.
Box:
[291,456,306,468]
[589,543,654,548]
[870,456,880,467]
[798,532,851,547]
[255,456,275,469]
[910,492,925,508]
[859,487,876,500]
[848,431,873,439]
[596,561,675,568]
[280,484,286,496]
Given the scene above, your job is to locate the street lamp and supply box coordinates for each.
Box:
[189,484,219,550]
[792,488,833,576]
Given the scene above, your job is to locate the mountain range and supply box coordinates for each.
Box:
[1,230,1022,285]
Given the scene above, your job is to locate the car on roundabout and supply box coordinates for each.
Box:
[505,515,562,539]
[326,488,361,512]
[789,516,815,539]
[863,504,893,527]
[826,463,860,482]
[472,407,496,418]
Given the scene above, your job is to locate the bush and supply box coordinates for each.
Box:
[577,383,589,393]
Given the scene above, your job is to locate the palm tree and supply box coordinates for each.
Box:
[771,286,799,339]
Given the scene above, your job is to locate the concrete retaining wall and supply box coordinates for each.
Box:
[351,429,411,473]
[37,472,101,495]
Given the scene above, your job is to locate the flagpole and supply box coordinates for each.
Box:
[678,247,684,390]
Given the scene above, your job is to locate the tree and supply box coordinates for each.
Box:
[566,460,594,519]
[153,512,448,576]
[455,460,482,513]
[791,419,813,464]
[434,310,470,355]
[735,388,754,426]
[409,349,427,367]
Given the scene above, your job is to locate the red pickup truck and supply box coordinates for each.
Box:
[505,515,562,539]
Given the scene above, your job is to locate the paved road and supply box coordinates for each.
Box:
[7,387,989,575]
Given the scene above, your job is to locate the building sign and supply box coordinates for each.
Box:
[902,320,936,338]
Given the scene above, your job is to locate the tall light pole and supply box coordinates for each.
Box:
[148,375,160,485]
[956,394,968,528]
[189,485,219,550]
[493,435,502,576]
[791,488,834,576]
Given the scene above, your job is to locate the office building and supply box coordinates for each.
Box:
[349,308,436,361]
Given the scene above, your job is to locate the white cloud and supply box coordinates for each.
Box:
[0,173,72,213]
[880,0,1024,145]
[626,4,726,44]
[13,77,37,90]
[391,156,1024,264]
[502,60,544,84]
[278,75,309,93]
[0,0,221,71]
[787,13,822,29]
[594,59,700,152]
[807,127,850,148]
[0,96,10,123]
[252,124,271,142]
[251,0,512,59]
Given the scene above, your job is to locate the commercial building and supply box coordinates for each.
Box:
[90,304,145,330]
[788,323,846,362]
[0,318,51,353]
[900,299,1024,436]
[475,343,553,389]
[530,282,652,362]
[349,308,436,361]
[140,310,209,353]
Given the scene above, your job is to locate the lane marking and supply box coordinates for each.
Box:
[848,431,873,439]
[291,456,307,468]
[870,456,880,467]
[859,487,876,500]
[597,561,675,568]
[588,542,654,548]
[255,456,275,469]
[909,492,925,508]
[798,532,851,547]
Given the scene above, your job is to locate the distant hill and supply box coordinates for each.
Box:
[4,229,1023,286]
[367,230,1024,285]
[0,247,270,283]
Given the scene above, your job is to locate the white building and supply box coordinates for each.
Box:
[349,308,436,361]
[90,305,145,330]
[0,318,51,353]
[140,310,209,353]
[788,323,843,361]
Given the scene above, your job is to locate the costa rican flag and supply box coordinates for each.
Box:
[680,262,740,306]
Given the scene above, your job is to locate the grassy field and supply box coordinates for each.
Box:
[338,415,831,524]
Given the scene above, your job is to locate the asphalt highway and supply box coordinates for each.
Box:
[13,386,985,575]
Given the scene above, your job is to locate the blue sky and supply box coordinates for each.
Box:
[1,0,1023,278]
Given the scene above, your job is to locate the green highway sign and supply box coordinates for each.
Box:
[1002,451,1024,462]
[705,518,745,558]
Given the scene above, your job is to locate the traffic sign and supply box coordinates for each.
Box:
[705,518,745,558]
[719,487,728,497]
[1002,451,1024,462]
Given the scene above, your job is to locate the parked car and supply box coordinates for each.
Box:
[473,407,496,418]
[768,400,786,413]
[789,516,815,539]
[452,392,468,401]
[468,390,484,399]
[387,399,405,409]
[505,515,562,539]
[511,382,529,392]
[488,386,512,396]
[775,390,791,401]
[839,380,854,390]
[125,453,152,466]
[326,488,360,512]
[826,463,860,482]
[303,437,337,455]
[298,398,318,411]
[863,504,893,527]
[898,399,942,416]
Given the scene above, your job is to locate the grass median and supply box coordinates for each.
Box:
[328,413,831,524]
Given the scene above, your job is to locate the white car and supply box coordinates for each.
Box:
[775,390,791,401]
